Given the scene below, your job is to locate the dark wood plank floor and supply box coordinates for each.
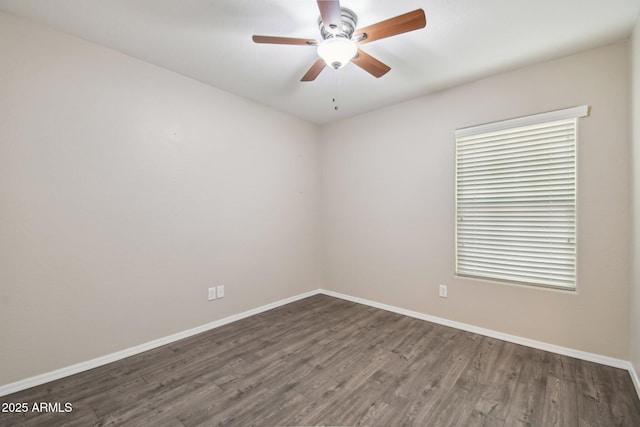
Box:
[2,294,639,426]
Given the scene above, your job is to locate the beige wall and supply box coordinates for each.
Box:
[320,42,631,359]
[0,12,320,386]
[631,14,640,374]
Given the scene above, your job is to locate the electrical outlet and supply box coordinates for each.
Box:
[439,284,448,298]
[216,285,225,299]
[208,287,216,301]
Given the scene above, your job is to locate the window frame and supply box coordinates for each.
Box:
[454,106,589,290]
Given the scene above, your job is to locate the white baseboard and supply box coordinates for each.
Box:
[0,289,321,397]
[2,287,638,401]
[630,362,640,399]
[319,289,631,370]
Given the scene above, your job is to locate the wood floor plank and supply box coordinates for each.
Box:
[606,366,640,425]
[548,352,577,382]
[421,337,503,426]
[472,340,525,423]
[576,359,640,427]
[1,294,639,426]
[394,333,485,426]
[467,408,507,427]
[294,349,396,426]
[542,374,579,427]
[503,346,549,426]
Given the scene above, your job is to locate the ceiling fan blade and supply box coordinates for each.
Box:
[317,0,342,31]
[301,58,326,82]
[354,9,426,45]
[351,49,391,78]
[252,35,318,46]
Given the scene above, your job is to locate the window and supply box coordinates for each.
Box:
[455,106,589,290]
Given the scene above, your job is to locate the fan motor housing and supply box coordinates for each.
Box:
[318,8,357,40]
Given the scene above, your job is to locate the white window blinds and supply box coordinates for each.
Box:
[455,106,588,290]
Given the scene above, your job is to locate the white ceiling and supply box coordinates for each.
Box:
[1,0,639,124]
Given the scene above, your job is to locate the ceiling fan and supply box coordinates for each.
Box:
[252,0,426,82]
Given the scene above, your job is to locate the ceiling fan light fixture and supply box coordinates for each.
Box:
[317,37,357,70]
